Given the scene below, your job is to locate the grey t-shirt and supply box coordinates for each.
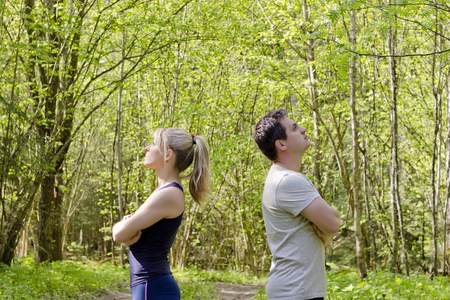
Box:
[262,164,327,299]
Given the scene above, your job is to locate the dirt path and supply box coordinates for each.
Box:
[94,283,263,299]
[96,291,130,300]
[215,283,263,299]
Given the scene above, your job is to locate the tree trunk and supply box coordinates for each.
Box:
[387,19,400,274]
[430,9,443,276]
[387,15,409,275]
[136,78,142,208]
[116,15,126,267]
[23,0,78,263]
[62,138,89,253]
[35,0,62,260]
[445,73,450,276]
[0,179,41,265]
[349,9,367,279]
[430,91,441,277]
[37,173,64,261]
[302,0,321,189]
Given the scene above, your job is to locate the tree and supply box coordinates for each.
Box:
[387,3,409,275]
[348,8,368,279]
[1,0,193,264]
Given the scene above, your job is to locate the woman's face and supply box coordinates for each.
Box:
[144,142,164,169]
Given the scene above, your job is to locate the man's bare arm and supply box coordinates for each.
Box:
[301,196,340,245]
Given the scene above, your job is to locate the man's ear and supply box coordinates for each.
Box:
[275,140,286,151]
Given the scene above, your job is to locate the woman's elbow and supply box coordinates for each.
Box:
[112,231,119,243]
[112,225,124,243]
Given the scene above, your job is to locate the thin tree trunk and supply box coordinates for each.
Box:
[302,0,321,188]
[62,141,88,252]
[349,10,367,279]
[431,96,442,276]
[388,19,400,274]
[136,78,142,208]
[388,17,409,274]
[430,8,442,277]
[363,148,377,270]
[110,126,117,263]
[445,72,450,276]
[116,15,126,267]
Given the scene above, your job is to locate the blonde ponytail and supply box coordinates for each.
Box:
[153,128,210,204]
[189,135,210,204]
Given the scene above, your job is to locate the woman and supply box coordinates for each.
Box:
[113,128,210,300]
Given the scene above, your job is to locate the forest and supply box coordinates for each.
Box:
[1,0,450,298]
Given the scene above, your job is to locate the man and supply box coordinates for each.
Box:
[253,109,340,300]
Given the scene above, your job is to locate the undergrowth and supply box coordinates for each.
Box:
[1,257,449,299]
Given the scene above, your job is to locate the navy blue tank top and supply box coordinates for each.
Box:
[129,182,184,287]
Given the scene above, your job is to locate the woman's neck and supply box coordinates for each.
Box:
[158,177,180,187]
[156,166,180,187]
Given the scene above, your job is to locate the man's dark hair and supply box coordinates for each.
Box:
[253,109,288,161]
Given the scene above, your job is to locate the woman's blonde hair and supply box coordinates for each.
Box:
[153,128,210,204]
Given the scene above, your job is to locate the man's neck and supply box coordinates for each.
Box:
[273,157,302,172]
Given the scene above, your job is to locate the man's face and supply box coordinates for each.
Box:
[279,117,310,156]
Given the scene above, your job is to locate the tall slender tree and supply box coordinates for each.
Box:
[348,9,367,279]
[430,5,444,277]
[387,6,409,274]
[116,16,126,266]
[444,72,450,275]
[387,9,400,273]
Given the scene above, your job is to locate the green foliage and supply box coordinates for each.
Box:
[0,259,265,300]
[1,259,449,300]
[173,267,265,285]
[246,269,450,300]
[178,282,218,300]
[0,257,128,299]
[2,0,450,279]
[328,270,450,300]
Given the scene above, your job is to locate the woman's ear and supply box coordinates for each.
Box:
[165,149,173,162]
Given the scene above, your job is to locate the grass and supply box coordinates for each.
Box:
[327,269,450,300]
[1,258,449,299]
[253,269,450,300]
[0,258,264,299]
[0,257,129,299]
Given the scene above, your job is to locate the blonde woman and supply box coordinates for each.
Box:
[113,128,210,300]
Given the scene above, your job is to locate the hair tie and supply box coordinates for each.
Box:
[191,134,196,145]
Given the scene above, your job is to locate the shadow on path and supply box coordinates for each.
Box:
[94,283,263,299]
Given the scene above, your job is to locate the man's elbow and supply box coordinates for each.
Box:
[329,209,341,234]
[329,220,340,235]
[325,217,340,235]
